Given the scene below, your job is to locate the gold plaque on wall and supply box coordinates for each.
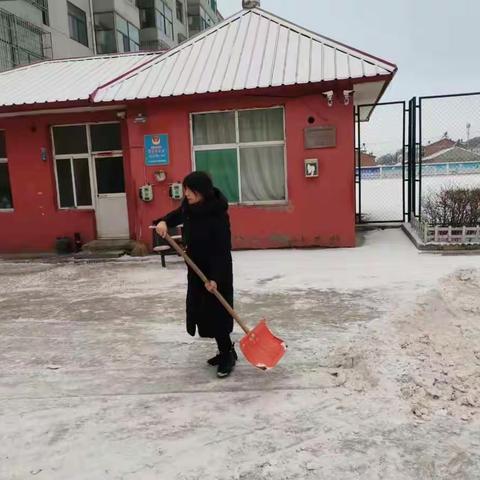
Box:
[304,126,336,149]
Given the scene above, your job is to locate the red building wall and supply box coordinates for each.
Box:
[0,89,355,253]
[0,111,118,252]
[127,91,356,249]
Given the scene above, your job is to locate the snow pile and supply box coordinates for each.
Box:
[393,269,480,423]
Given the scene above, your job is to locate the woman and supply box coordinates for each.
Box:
[154,172,237,378]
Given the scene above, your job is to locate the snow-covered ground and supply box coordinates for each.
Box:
[1,229,480,479]
[359,173,480,222]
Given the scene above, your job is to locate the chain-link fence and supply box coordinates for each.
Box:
[419,93,480,238]
[355,102,407,223]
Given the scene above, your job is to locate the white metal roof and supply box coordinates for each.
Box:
[0,8,396,109]
[0,52,161,107]
[92,8,396,103]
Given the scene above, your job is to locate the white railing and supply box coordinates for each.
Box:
[410,216,480,244]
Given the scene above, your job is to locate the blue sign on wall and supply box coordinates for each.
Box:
[145,134,169,166]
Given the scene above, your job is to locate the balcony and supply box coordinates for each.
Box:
[0,7,52,72]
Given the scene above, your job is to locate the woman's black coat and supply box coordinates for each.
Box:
[154,188,233,338]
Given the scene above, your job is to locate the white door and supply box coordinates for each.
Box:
[94,155,129,239]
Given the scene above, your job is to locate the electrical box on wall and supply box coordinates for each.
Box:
[139,184,154,202]
[169,183,183,200]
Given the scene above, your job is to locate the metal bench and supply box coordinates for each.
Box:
[152,226,184,268]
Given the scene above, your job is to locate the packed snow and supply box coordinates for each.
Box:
[1,229,480,479]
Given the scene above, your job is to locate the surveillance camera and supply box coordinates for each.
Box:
[343,90,355,106]
[322,90,334,107]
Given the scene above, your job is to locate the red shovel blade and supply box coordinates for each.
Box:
[239,319,287,370]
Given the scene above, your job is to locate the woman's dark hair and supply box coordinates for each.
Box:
[183,171,215,199]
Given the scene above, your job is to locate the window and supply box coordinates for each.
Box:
[199,6,214,31]
[192,108,286,204]
[67,2,88,47]
[115,14,139,52]
[94,12,139,53]
[0,131,13,210]
[94,12,116,54]
[52,125,88,155]
[95,157,125,194]
[90,124,121,152]
[52,123,123,209]
[42,8,49,26]
[140,2,174,40]
[55,158,91,207]
[139,8,156,28]
[161,2,174,40]
[176,1,184,23]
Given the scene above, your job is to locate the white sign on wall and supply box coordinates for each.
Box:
[305,159,319,178]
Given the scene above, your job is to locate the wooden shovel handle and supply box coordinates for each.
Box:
[164,233,251,335]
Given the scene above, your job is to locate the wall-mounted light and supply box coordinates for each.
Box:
[322,90,334,107]
[40,147,47,162]
[134,113,147,124]
[343,90,355,106]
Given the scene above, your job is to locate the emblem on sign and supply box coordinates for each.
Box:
[145,134,169,166]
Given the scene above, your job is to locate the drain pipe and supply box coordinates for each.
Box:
[89,0,97,54]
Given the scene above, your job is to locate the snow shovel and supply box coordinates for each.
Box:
[163,232,287,370]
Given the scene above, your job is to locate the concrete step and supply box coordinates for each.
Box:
[74,250,126,260]
[82,239,150,257]
[82,239,135,253]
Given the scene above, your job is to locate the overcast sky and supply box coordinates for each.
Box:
[218,0,479,101]
[218,0,480,154]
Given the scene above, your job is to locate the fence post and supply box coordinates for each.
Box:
[434,225,439,242]
[423,222,428,243]
[462,226,467,243]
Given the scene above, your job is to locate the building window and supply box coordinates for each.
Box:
[189,6,214,32]
[94,13,139,53]
[116,15,139,52]
[177,32,187,44]
[94,12,116,53]
[159,2,174,40]
[67,2,88,47]
[139,8,155,28]
[140,2,173,40]
[52,123,122,209]
[192,108,286,204]
[0,131,13,210]
[176,1,184,24]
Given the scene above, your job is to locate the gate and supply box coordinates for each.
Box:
[355,101,408,223]
[356,91,480,225]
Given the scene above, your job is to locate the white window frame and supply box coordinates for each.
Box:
[190,106,288,206]
[0,130,13,212]
[51,122,123,211]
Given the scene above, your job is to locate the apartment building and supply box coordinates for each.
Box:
[0,0,222,71]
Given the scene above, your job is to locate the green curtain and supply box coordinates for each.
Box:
[195,149,239,202]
